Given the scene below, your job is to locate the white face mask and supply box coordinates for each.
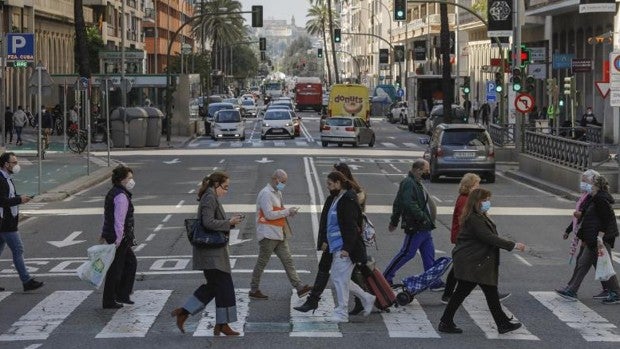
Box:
[11,164,20,175]
[125,178,135,190]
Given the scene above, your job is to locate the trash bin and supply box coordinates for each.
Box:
[127,107,148,148]
[110,108,127,148]
[142,107,163,147]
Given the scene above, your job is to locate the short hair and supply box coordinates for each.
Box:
[581,169,600,183]
[411,159,427,171]
[272,169,287,181]
[111,165,133,185]
[459,173,481,195]
[0,152,16,167]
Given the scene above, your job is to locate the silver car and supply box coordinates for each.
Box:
[211,109,245,141]
[261,110,295,139]
[240,99,257,117]
[320,116,375,147]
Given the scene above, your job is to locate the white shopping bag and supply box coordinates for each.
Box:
[76,244,117,289]
[595,248,616,281]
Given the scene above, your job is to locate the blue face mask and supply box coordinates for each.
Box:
[276,182,286,191]
[480,200,491,213]
[580,182,593,194]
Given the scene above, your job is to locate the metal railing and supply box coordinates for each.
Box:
[489,123,515,146]
[523,131,592,170]
[490,123,603,147]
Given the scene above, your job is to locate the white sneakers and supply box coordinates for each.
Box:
[329,307,349,323]
[362,294,376,316]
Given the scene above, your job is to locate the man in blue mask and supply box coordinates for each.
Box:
[250,169,311,300]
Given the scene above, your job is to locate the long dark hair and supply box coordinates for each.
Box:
[459,188,491,225]
[197,171,229,200]
[327,170,360,193]
[334,162,362,191]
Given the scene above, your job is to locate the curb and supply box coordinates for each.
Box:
[32,165,115,203]
[503,169,580,201]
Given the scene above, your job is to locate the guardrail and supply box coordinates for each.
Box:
[523,131,592,170]
[489,123,515,146]
[489,124,603,146]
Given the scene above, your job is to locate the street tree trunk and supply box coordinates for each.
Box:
[440,2,452,123]
[74,0,91,77]
[327,0,339,84]
[322,23,332,85]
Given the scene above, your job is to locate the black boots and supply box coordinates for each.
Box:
[294,295,320,313]
[349,297,364,315]
[294,271,330,313]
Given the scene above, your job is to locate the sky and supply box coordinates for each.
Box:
[240,0,311,26]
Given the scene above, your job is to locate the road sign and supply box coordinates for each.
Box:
[6,33,35,62]
[486,81,497,102]
[595,82,610,98]
[514,93,535,113]
[397,88,404,98]
[609,52,620,106]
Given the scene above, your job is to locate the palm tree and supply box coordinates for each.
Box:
[309,0,341,84]
[440,2,452,122]
[306,4,337,85]
[74,0,90,77]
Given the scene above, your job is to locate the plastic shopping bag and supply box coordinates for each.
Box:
[76,244,116,289]
[595,247,616,281]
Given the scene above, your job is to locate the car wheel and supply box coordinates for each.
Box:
[369,135,375,147]
[486,173,496,183]
[430,174,440,183]
[322,141,328,147]
[290,134,295,139]
[337,143,343,147]
[260,135,266,140]
[240,136,246,141]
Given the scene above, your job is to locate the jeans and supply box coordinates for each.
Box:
[0,231,32,283]
[183,269,237,324]
[250,237,303,291]
[383,230,437,285]
[14,126,23,144]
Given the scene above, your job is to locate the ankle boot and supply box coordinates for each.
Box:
[294,295,320,313]
[171,308,189,334]
[349,297,364,315]
[214,323,240,336]
[293,271,330,313]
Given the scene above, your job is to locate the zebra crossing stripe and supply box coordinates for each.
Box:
[251,141,263,147]
[289,289,341,337]
[95,290,172,338]
[462,291,538,340]
[295,141,309,147]
[0,291,11,303]
[381,143,397,148]
[382,299,439,338]
[274,141,286,147]
[193,288,249,337]
[0,290,92,341]
[403,143,419,148]
[530,291,620,342]
[208,142,221,148]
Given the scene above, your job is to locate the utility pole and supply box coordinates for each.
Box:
[513,0,522,152]
[0,4,5,147]
[121,0,127,108]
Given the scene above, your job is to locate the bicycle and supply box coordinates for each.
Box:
[67,124,87,153]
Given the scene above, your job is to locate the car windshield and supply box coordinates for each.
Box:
[326,118,353,126]
[208,104,233,116]
[441,130,489,147]
[270,103,292,109]
[215,110,241,122]
[264,111,291,120]
[242,100,254,106]
[223,99,239,105]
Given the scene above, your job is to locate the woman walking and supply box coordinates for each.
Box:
[319,171,375,323]
[171,172,244,336]
[101,165,138,309]
[439,188,526,334]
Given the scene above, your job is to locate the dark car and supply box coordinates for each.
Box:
[425,104,469,135]
[204,102,234,135]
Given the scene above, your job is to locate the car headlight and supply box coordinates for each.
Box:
[285,123,292,127]
[263,123,270,127]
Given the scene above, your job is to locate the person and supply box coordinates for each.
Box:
[69,106,79,128]
[101,165,138,309]
[463,99,472,120]
[249,169,311,300]
[383,159,445,291]
[438,188,527,334]
[0,152,43,292]
[579,107,601,127]
[480,102,491,126]
[320,171,375,323]
[40,106,53,149]
[4,106,13,144]
[171,172,243,336]
[294,162,368,315]
[472,99,480,124]
[555,174,620,304]
[12,106,27,146]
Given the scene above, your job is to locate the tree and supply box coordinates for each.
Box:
[306,3,339,85]
[74,0,90,77]
[85,26,104,74]
[440,2,453,123]
[231,45,259,79]
[309,0,342,84]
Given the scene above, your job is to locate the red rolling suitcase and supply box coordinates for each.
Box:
[365,267,396,310]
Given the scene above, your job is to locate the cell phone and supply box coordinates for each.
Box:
[238,214,246,219]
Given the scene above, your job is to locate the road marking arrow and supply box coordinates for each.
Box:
[255,157,274,163]
[595,82,610,98]
[48,231,85,248]
[163,158,181,164]
[229,229,252,246]
[348,164,362,170]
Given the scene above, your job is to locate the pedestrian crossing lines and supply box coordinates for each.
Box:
[289,289,340,337]
[187,137,423,150]
[193,288,249,337]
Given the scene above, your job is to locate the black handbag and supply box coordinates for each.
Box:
[184,209,228,248]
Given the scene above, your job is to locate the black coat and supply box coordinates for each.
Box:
[317,189,367,264]
[0,172,23,233]
[577,191,618,250]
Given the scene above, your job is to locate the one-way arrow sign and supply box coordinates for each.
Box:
[48,231,85,248]
[163,158,181,164]
[255,157,273,163]
[596,82,610,98]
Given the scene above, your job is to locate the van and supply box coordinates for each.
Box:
[327,84,370,123]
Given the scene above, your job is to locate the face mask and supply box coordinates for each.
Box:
[125,178,135,190]
[421,172,430,180]
[579,181,591,193]
[480,200,491,213]
[10,164,20,175]
[276,182,286,191]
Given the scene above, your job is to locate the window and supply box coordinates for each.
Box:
[216,111,241,122]
[265,111,291,120]
[441,130,489,147]
[326,118,353,126]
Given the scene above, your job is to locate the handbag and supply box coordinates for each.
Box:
[362,214,378,249]
[184,207,229,248]
[595,244,616,281]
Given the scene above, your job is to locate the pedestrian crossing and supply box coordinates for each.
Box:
[187,137,423,150]
[0,290,619,342]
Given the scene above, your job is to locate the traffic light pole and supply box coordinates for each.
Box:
[513,0,523,152]
[341,32,401,86]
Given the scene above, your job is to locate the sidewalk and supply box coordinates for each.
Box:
[1,126,194,202]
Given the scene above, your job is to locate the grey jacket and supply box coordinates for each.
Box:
[192,187,232,273]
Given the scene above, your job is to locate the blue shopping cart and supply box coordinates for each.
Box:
[392,257,453,306]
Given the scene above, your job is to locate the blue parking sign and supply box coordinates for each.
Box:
[397,88,404,98]
[486,81,496,102]
[6,33,35,62]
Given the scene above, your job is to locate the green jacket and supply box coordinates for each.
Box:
[390,172,436,232]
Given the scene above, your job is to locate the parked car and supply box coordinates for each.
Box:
[390,101,408,125]
[425,104,468,135]
[420,123,495,183]
[261,110,295,140]
[320,116,375,147]
[204,102,234,135]
[240,99,258,117]
[210,109,245,141]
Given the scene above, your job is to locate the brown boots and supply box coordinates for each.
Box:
[171,308,189,334]
[213,323,240,336]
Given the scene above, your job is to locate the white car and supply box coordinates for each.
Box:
[390,101,408,125]
[240,99,258,117]
[261,110,295,140]
[211,109,245,141]
[320,116,375,147]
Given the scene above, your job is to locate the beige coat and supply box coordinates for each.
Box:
[192,187,232,273]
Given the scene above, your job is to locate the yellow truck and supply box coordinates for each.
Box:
[327,84,370,123]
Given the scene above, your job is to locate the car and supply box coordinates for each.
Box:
[261,110,296,140]
[390,101,408,125]
[420,123,495,183]
[223,98,241,111]
[320,116,375,147]
[240,94,254,101]
[270,99,295,111]
[204,102,234,135]
[210,109,245,141]
[240,99,258,117]
[425,104,468,135]
[267,104,300,136]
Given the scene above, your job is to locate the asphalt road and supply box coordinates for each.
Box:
[1,112,619,349]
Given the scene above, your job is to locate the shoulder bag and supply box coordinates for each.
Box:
[184,205,228,248]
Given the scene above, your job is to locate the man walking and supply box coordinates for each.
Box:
[4,106,13,144]
[12,106,27,146]
[383,159,445,290]
[40,106,53,149]
[0,152,44,292]
[249,169,311,300]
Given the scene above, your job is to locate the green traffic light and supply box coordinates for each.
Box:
[462,87,470,94]
[513,83,522,92]
[559,100,564,107]
[495,85,503,93]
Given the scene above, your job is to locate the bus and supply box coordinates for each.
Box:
[294,77,322,111]
[262,81,284,104]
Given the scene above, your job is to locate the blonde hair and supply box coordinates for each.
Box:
[458,173,481,195]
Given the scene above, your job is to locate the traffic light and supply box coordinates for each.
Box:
[495,72,503,93]
[511,68,522,92]
[524,75,535,92]
[563,76,574,96]
[461,76,471,95]
[509,45,531,67]
[394,45,405,62]
[318,48,323,58]
[251,5,263,27]
[260,51,266,61]
[394,0,407,21]
[334,29,341,43]
[259,37,266,51]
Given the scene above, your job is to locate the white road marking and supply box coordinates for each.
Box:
[0,290,91,341]
[295,141,309,146]
[188,189,195,194]
[0,269,310,278]
[24,344,43,349]
[431,195,442,203]
[96,290,172,338]
[153,224,163,232]
[389,164,402,173]
[383,299,439,338]
[0,291,11,303]
[514,254,533,267]
[193,288,250,337]
[290,289,341,337]
[274,141,286,147]
[176,200,185,208]
[531,291,620,342]
[145,233,156,242]
[403,142,419,148]
[162,214,172,223]
[219,159,225,163]
[92,148,423,157]
[381,142,397,148]
[463,291,538,340]
[133,243,147,252]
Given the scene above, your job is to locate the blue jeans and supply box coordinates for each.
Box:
[0,231,32,283]
[383,230,438,285]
